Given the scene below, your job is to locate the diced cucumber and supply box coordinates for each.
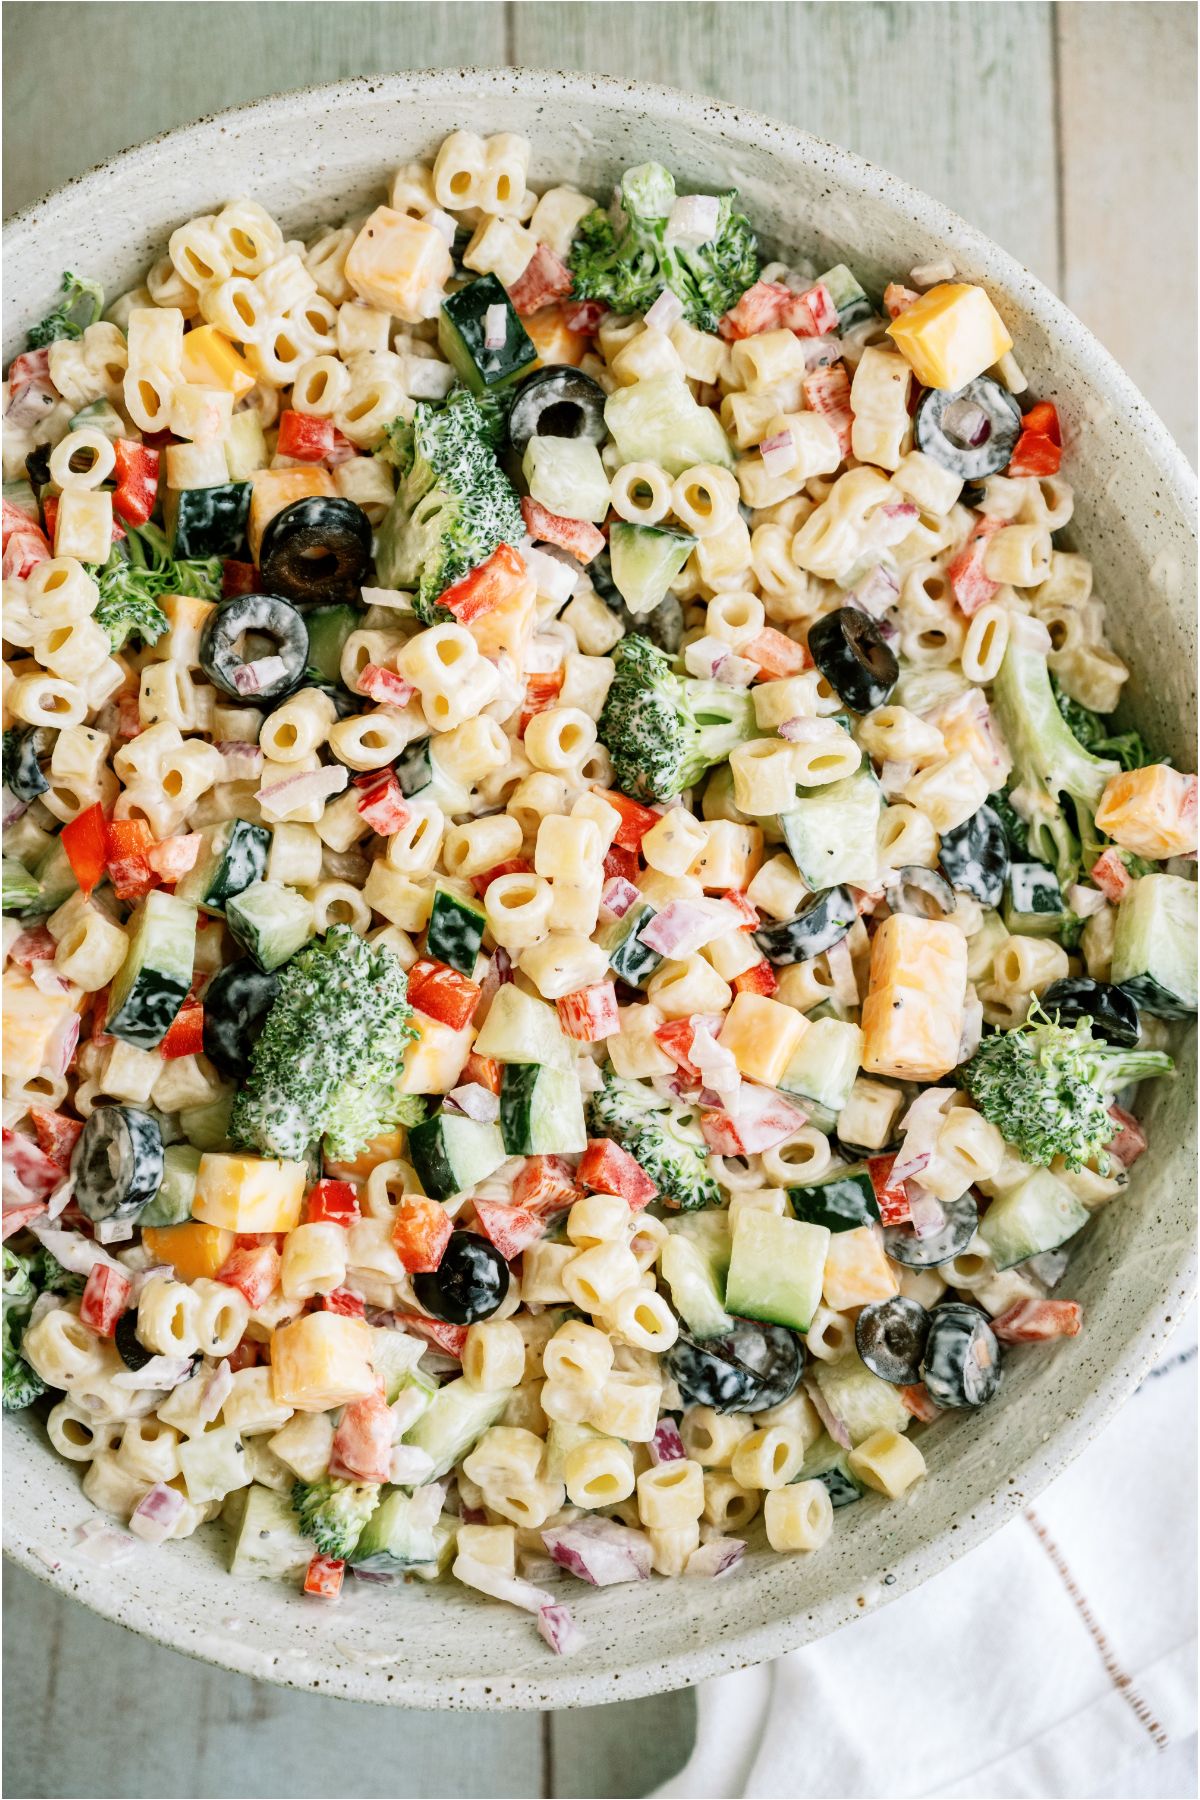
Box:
[18,838,78,918]
[107,890,198,1050]
[139,1143,201,1227]
[226,880,312,972]
[224,410,268,483]
[779,1017,864,1113]
[175,819,270,915]
[660,1212,733,1338]
[179,1094,234,1153]
[168,481,251,558]
[438,275,536,394]
[426,884,486,975]
[226,1482,313,1577]
[370,1326,435,1407]
[798,1431,865,1507]
[977,1168,1089,1270]
[67,398,125,440]
[608,522,696,618]
[408,1518,457,1580]
[816,264,873,329]
[473,984,572,1068]
[782,771,882,889]
[2,856,38,914]
[395,737,434,797]
[499,1063,586,1155]
[523,437,611,525]
[304,602,359,685]
[352,1488,442,1573]
[724,1209,829,1334]
[1003,861,1070,937]
[600,901,663,988]
[407,1112,506,1199]
[604,373,734,476]
[1111,873,1197,1018]
[812,1353,910,1446]
[787,1165,879,1233]
[403,1377,507,1480]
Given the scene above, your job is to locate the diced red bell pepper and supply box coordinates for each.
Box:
[40,493,59,548]
[303,1554,345,1599]
[653,1016,702,1079]
[556,981,619,1042]
[408,958,482,1032]
[883,282,920,320]
[513,1154,583,1216]
[520,668,565,735]
[60,802,109,897]
[29,1107,84,1170]
[227,1336,261,1373]
[356,770,411,836]
[802,364,853,457]
[602,842,639,884]
[463,1052,502,1096]
[3,529,51,579]
[733,959,778,997]
[867,1153,913,1227]
[215,1241,282,1307]
[330,1386,393,1482]
[393,1312,467,1357]
[1090,847,1132,903]
[7,925,57,968]
[718,279,793,341]
[306,1179,361,1226]
[159,1001,204,1060]
[472,857,533,897]
[740,627,808,678]
[79,1262,132,1338]
[1105,1103,1147,1168]
[5,1122,66,1202]
[947,515,1004,617]
[991,1298,1083,1343]
[784,281,839,337]
[439,542,527,626]
[8,347,50,391]
[576,1137,657,1210]
[146,833,203,883]
[1020,401,1062,444]
[472,1197,545,1259]
[509,244,574,316]
[391,1196,453,1274]
[222,560,260,598]
[105,818,159,901]
[564,299,607,335]
[2,1202,47,1241]
[2,495,50,550]
[898,1383,942,1422]
[111,439,160,527]
[357,663,415,707]
[1007,431,1062,478]
[721,889,759,928]
[699,1091,807,1157]
[276,410,336,463]
[593,788,659,851]
[322,1287,366,1318]
[520,496,605,564]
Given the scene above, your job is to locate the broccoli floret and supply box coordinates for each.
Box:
[962,1002,1173,1172]
[375,388,523,622]
[992,635,1121,888]
[90,522,223,650]
[230,925,417,1163]
[989,787,1030,857]
[597,634,757,802]
[292,1476,380,1560]
[29,1246,85,1298]
[3,1247,46,1413]
[569,163,759,333]
[1052,676,1154,773]
[588,1067,720,1210]
[27,271,104,349]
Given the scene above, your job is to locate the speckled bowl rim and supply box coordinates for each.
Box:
[3,66,1196,1712]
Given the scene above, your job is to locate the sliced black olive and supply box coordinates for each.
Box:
[807,606,898,714]
[201,959,281,1081]
[412,1232,509,1325]
[666,1320,803,1414]
[938,802,1010,908]
[920,1301,1002,1407]
[887,865,957,919]
[914,378,1022,481]
[882,1191,979,1268]
[25,443,53,495]
[753,885,856,966]
[591,550,684,653]
[259,497,372,604]
[115,1310,153,1371]
[199,594,309,702]
[1041,977,1141,1049]
[72,1105,163,1222]
[855,1296,930,1385]
[508,365,608,456]
[2,726,50,803]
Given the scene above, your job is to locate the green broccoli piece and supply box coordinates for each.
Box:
[992,634,1121,888]
[27,271,104,349]
[569,163,759,333]
[1052,676,1154,773]
[375,388,523,623]
[3,1247,46,1413]
[597,633,757,802]
[588,1067,720,1210]
[989,788,1031,857]
[90,521,223,650]
[230,925,418,1163]
[962,1001,1173,1172]
[292,1476,380,1560]
[30,1246,85,1297]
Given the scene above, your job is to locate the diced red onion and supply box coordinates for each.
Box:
[892,1088,954,1187]
[483,304,508,350]
[459,1504,489,1527]
[542,1517,652,1586]
[447,1082,500,1123]
[649,1418,687,1465]
[537,1601,586,1655]
[800,335,843,370]
[879,759,915,798]
[958,989,984,1063]
[2,786,28,828]
[389,1444,436,1485]
[129,1482,186,1544]
[258,763,348,814]
[853,562,901,618]
[683,634,731,681]
[29,962,73,1000]
[522,541,580,606]
[5,379,58,430]
[27,1289,59,1331]
[645,286,684,332]
[232,655,288,696]
[73,1518,139,1564]
[910,259,957,289]
[215,740,264,780]
[640,898,741,959]
[690,1021,741,1111]
[804,1376,851,1450]
[95,1216,135,1245]
[777,715,842,745]
[684,1537,745,1579]
[653,1072,694,1106]
[665,194,720,250]
[124,1261,173,1303]
[111,1355,194,1390]
[454,1551,553,1613]
[600,876,640,919]
[46,1006,80,1078]
[714,652,758,689]
[198,1357,234,1425]
[907,1181,947,1239]
[760,429,796,479]
[1023,1248,1070,1288]
[29,1224,124,1277]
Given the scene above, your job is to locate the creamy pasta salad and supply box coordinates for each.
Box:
[3,137,1196,1652]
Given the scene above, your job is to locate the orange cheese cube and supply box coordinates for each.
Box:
[394,1013,476,1096]
[1095,764,1197,860]
[861,913,968,1081]
[192,1153,307,1233]
[270,1312,377,1412]
[344,207,453,323]
[525,305,588,369]
[887,283,1013,391]
[142,1221,235,1283]
[821,1226,899,1311]
[248,466,336,561]
[2,969,76,1086]
[718,991,809,1087]
[324,1130,406,1182]
[466,565,537,664]
[180,324,255,400]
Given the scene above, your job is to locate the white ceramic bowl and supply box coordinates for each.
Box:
[4,68,1196,1710]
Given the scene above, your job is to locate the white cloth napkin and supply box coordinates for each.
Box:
[657,1314,1196,1800]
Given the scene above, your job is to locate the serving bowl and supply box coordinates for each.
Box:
[3,67,1196,1710]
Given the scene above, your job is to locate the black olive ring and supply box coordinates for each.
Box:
[199,594,310,702]
[259,496,373,604]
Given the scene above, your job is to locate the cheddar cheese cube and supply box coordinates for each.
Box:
[394,1012,476,1095]
[270,1312,377,1412]
[860,913,968,1081]
[887,283,1013,391]
[142,1221,235,1283]
[2,969,76,1087]
[718,991,809,1087]
[344,206,453,323]
[466,564,537,665]
[821,1225,899,1312]
[524,304,588,369]
[192,1153,307,1233]
[248,466,336,561]
[180,324,255,400]
[1095,764,1197,860]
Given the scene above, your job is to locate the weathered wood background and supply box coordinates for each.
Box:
[2,5,1195,1796]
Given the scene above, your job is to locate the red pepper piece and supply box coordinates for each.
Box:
[576,1137,657,1210]
[215,1242,282,1307]
[111,439,160,527]
[29,1107,84,1170]
[593,788,659,851]
[61,802,109,897]
[276,410,336,463]
[79,1263,132,1338]
[732,959,778,997]
[556,981,620,1043]
[472,1198,545,1259]
[408,958,482,1032]
[867,1153,912,1227]
[508,244,574,316]
[520,496,605,564]
[391,1196,453,1274]
[105,818,159,900]
[438,542,527,626]
[306,1179,361,1226]
[991,1298,1083,1343]
[303,1555,345,1599]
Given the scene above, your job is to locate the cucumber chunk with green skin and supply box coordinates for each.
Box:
[402,1377,507,1480]
[603,373,735,476]
[17,838,77,918]
[225,880,312,972]
[226,1483,313,1577]
[138,1142,201,1227]
[169,481,251,558]
[798,1431,865,1507]
[660,1213,734,1338]
[2,856,39,913]
[608,522,697,618]
[724,1209,829,1334]
[816,264,873,329]
[778,1017,863,1113]
[781,771,882,889]
[812,1350,910,1445]
[425,885,486,976]
[175,819,271,915]
[977,1168,1090,1270]
[352,1488,442,1574]
[1111,872,1198,1018]
[471,984,572,1068]
[787,1166,880,1233]
[107,890,197,1050]
[303,602,360,685]
[407,1113,506,1200]
[523,436,612,525]
[369,1326,435,1406]
[438,275,536,394]
[499,1063,587,1155]
[395,737,434,797]
[179,1093,235,1154]
[1003,861,1070,937]
[67,398,125,440]
[600,901,664,987]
